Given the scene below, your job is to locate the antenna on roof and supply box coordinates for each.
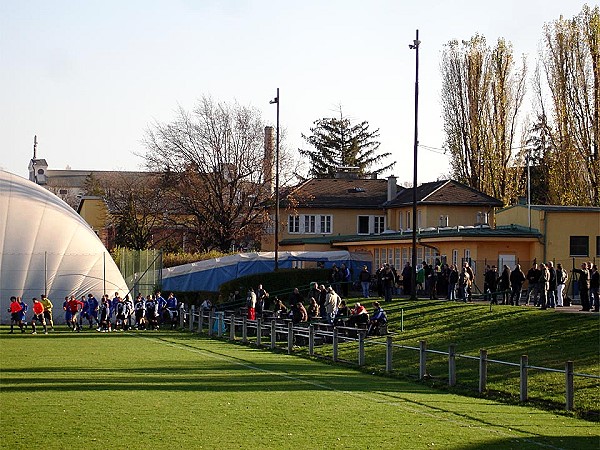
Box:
[33,135,38,159]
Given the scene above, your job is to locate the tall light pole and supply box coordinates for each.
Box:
[270,88,280,271]
[409,30,420,301]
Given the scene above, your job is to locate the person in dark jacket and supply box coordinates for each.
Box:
[484,265,499,304]
[590,264,599,312]
[499,265,511,305]
[509,264,526,306]
[359,266,371,298]
[526,263,541,306]
[546,261,557,308]
[573,263,591,311]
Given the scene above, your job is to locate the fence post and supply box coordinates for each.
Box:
[179,305,185,329]
[333,328,339,362]
[385,335,393,372]
[448,344,456,387]
[309,324,314,356]
[287,322,293,354]
[520,355,528,402]
[242,316,248,343]
[565,360,574,411]
[198,309,204,334]
[358,330,366,366]
[270,320,276,349]
[217,312,223,338]
[479,349,488,393]
[401,308,404,332]
[256,318,262,346]
[229,314,236,341]
[189,305,195,331]
[208,310,213,337]
[419,340,427,379]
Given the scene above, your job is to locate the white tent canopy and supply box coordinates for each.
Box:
[0,170,128,323]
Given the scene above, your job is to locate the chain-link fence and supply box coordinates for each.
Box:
[118,248,163,297]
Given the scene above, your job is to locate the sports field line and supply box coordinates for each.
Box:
[140,334,571,450]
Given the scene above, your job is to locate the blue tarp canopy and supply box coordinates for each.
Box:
[161,250,372,292]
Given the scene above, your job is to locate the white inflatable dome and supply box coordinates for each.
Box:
[0,170,128,323]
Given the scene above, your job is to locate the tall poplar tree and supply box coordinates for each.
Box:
[441,35,527,204]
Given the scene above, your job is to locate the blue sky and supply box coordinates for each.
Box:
[0,0,591,184]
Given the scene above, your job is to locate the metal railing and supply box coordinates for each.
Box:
[181,306,599,413]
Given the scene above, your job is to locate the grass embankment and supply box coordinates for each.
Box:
[312,300,599,421]
[1,330,598,449]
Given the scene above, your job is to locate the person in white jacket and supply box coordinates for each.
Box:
[324,286,340,324]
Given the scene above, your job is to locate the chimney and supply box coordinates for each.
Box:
[264,126,274,193]
[387,175,397,201]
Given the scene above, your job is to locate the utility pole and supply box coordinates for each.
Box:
[409,30,421,301]
[270,89,280,271]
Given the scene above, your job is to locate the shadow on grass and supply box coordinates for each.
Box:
[456,436,600,450]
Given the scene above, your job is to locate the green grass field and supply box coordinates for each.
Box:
[1,328,598,450]
[305,299,600,419]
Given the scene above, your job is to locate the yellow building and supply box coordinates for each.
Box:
[496,204,600,270]
[262,177,545,290]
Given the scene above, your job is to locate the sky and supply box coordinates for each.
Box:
[0,0,592,185]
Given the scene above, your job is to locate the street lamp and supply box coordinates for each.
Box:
[270,88,280,271]
[409,30,420,301]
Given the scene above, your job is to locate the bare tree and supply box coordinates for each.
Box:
[143,96,276,252]
[441,35,527,204]
[85,172,175,250]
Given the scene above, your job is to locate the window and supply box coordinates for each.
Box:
[394,248,401,269]
[406,211,411,229]
[288,215,300,233]
[397,211,403,230]
[417,209,422,228]
[374,248,380,268]
[358,216,370,234]
[381,248,387,264]
[320,215,332,234]
[303,215,316,233]
[452,249,458,266]
[374,216,385,234]
[596,236,600,257]
[402,247,409,266]
[357,215,385,234]
[570,236,589,256]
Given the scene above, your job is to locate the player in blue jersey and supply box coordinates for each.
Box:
[145,294,159,330]
[166,292,179,329]
[86,293,99,328]
[134,293,146,330]
[63,296,73,329]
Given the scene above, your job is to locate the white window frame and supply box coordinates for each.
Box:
[374,216,386,234]
[320,215,332,234]
[288,215,300,234]
[357,215,386,235]
[303,215,316,233]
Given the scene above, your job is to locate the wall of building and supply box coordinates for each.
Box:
[543,211,600,268]
[388,205,496,230]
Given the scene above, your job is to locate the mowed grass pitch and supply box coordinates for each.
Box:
[1,329,598,450]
